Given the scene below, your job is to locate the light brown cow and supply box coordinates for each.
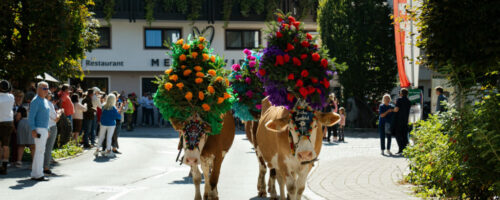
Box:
[255,97,340,200]
[171,111,235,200]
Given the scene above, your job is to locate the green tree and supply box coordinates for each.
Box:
[415,0,500,94]
[318,0,396,103]
[0,0,99,89]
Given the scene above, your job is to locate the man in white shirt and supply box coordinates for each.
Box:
[0,80,15,175]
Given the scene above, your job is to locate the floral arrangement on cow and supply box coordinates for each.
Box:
[229,49,266,122]
[257,11,336,111]
[154,36,234,135]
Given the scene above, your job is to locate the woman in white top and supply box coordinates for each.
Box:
[44,93,61,175]
[71,94,87,143]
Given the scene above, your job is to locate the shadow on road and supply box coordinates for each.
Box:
[9,179,39,190]
[168,176,205,185]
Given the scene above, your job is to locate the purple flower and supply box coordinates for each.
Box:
[326,70,333,76]
[235,75,242,80]
[246,90,254,98]
[334,71,338,75]
[232,64,241,71]
[249,61,256,68]
[245,77,251,84]
[255,104,262,110]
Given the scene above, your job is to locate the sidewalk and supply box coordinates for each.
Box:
[308,131,417,200]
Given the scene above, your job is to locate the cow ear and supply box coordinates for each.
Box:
[317,112,341,127]
[170,118,184,131]
[265,118,288,133]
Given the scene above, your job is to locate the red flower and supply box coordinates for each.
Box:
[288,73,295,80]
[301,40,310,48]
[288,16,296,23]
[287,93,294,102]
[312,53,320,62]
[306,33,313,40]
[275,55,284,66]
[282,23,289,29]
[258,69,266,76]
[276,32,283,38]
[277,17,283,22]
[293,37,299,43]
[321,77,330,88]
[286,43,295,52]
[321,58,328,68]
[316,88,322,94]
[300,54,308,60]
[311,77,318,83]
[299,87,308,98]
[284,54,290,63]
[293,21,300,29]
[295,79,303,87]
[292,57,302,66]
[301,69,309,77]
[307,86,316,95]
[450,177,454,182]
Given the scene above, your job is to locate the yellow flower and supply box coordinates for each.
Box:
[185,92,193,101]
[164,82,173,91]
[181,65,186,69]
[194,66,202,72]
[198,44,204,50]
[169,74,178,82]
[198,91,205,100]
[199,36,205,42]
[175,39,184,45]
[182,44,190,50]
[195,78,203,84]
[217,97,225,104]
[196,72,205,77]
[210,55,216,63]
[179,54,186,62]
[202,103,210,111]
[183,69,192,76]
[207,69,216,76]
[207,86,215,94]
[176,82,184,90]
[223,92,231,99]
[165,68,173,75]
[216,76,223,82]
[202,54,209,61]
[191,52,198,58]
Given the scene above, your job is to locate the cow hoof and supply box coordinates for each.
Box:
[258,191,267,197]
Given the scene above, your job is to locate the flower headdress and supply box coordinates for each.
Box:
[154,36,234,135]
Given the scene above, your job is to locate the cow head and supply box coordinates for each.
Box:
[265,101,340,163]
[171,117,211,166]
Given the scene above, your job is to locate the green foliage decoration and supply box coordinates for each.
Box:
[153,36,234,135]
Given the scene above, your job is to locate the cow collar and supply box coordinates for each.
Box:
[182,115,209,151]
[287,100,318,161]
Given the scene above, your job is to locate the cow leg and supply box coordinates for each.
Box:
[276,170,286,200]
[257,155,267,197]
[206,155,222,200]
[201,156,213,200]
[285,172,297,200]
[191,165,202,200]
[268,168,278,199]
[296,165,312,200]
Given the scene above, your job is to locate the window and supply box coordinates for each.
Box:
[141,78,156,96]
[97,27,111,48]
[144,28,182,49]
[225,30,260,49]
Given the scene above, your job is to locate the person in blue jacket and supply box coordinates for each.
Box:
[379,94,394,156]
[95,94,121,157]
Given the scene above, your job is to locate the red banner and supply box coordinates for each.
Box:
[393,0,410,87]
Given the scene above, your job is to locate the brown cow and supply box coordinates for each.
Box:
[171,111,235,200]
[255,97,340,200]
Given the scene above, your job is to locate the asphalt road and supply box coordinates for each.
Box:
[0,127,321,200]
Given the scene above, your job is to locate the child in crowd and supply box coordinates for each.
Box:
[338,107,346,142]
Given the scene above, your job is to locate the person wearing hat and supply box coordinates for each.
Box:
[28,81,51,181]
[0,80,15,175]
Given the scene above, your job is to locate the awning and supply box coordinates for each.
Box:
[36,73,60,83]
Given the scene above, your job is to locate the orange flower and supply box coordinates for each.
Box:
[175,39,184,45]
[216,76,223,82]
[199,36,205,42]
[207,69,216,76]
[164,82,173,91]
[176,82,184,90]
[198,44,204,50]
[207,86,215,94]
[183,69,192,76]
[185,92,193,101]
[179,54,186,61]
[165,68,173,75]
[169,74,178,82]
[195,78,203,84]
[225,78,229,86]
[202,54,209,61]
[198,91,205,100]
[181,65,186,69]
[191,52,198,58]
[202,103,210,111]
[196,72,205,77]
[210,55,216,63]
[194,66,202,72]
[182,44,190,50]
[223,92,231,99]
[217,97,225,104]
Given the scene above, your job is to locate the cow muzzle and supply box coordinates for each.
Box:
[183,149,201,166]
[295,139,316,162]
